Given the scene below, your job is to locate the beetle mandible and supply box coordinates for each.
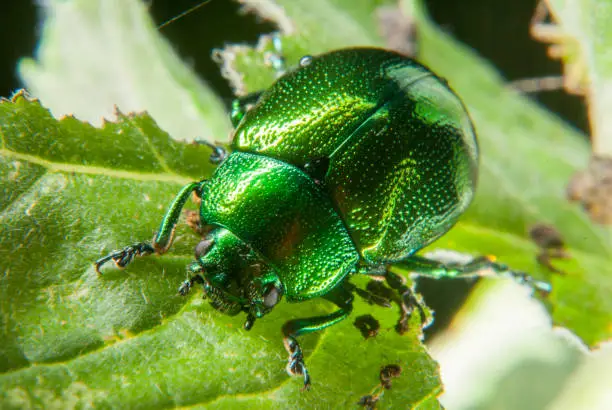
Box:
[95,47,549,388]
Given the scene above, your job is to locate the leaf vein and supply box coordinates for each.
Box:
[0,148,191,185]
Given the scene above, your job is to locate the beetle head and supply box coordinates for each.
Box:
[191,229,284,330]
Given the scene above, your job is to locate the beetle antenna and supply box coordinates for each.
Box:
[157,0,212,31]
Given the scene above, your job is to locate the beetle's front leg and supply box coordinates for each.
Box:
[282,335,310,389]
[177,262,205,296]
[281,284,354,389]
[95,181,203,273]
[94,242,155,273]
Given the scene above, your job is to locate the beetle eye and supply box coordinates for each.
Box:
[262,285,280,308]
[194,239,214,259]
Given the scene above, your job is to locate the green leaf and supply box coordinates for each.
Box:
[3,0,612,408]
[18,0,231,143]
[0,93,441,409]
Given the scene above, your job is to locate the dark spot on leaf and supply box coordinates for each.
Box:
[567,155,612,225]
[357,394,379,409]
[528,222,571,275]
[354,314,380,339]
[358,364,403,408]
[529,223,565,249]
[379,364,402,390]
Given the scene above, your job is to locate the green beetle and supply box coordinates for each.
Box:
[95,48,549,388]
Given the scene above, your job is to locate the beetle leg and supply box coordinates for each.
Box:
[192,139,228,164]
[230,92,264,127]
[393,254,552,296]
[94,242,155,273]
[281,284,354,389]
[353,285,393,308]
[178,264,205,296]
[384,270,428,334]
[346,277,393,308]
[178,275,204,296]
[357,269,427,334]
[95,181,202,273]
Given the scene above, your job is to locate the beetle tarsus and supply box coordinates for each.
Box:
[279,286,352,388]
[384,271,428,333]
[95,242,155,273]
[177,275,204,296]
[284,336,311,389]
[506,269,552,296]
[178,280,191,296]
[193,139,228,164]
[470,256,553,296]
[395,288,427,334]
[394,254,552,297]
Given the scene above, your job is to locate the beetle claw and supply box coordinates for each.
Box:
[178,280,192,296]
[177,275,204,296]
[287,359,311,390]
[95,243,155,273]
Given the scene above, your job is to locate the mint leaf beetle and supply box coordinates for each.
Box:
[95,48,550,389]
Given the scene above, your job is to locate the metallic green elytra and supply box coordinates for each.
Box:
[232,48,478,264]
[95,47,548,389]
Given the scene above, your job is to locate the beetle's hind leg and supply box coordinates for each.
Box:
[393,253,552,296]
[384,270,429,334]
[281,284,354,389]
[95,181,202,273]
[359,269,429,335]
